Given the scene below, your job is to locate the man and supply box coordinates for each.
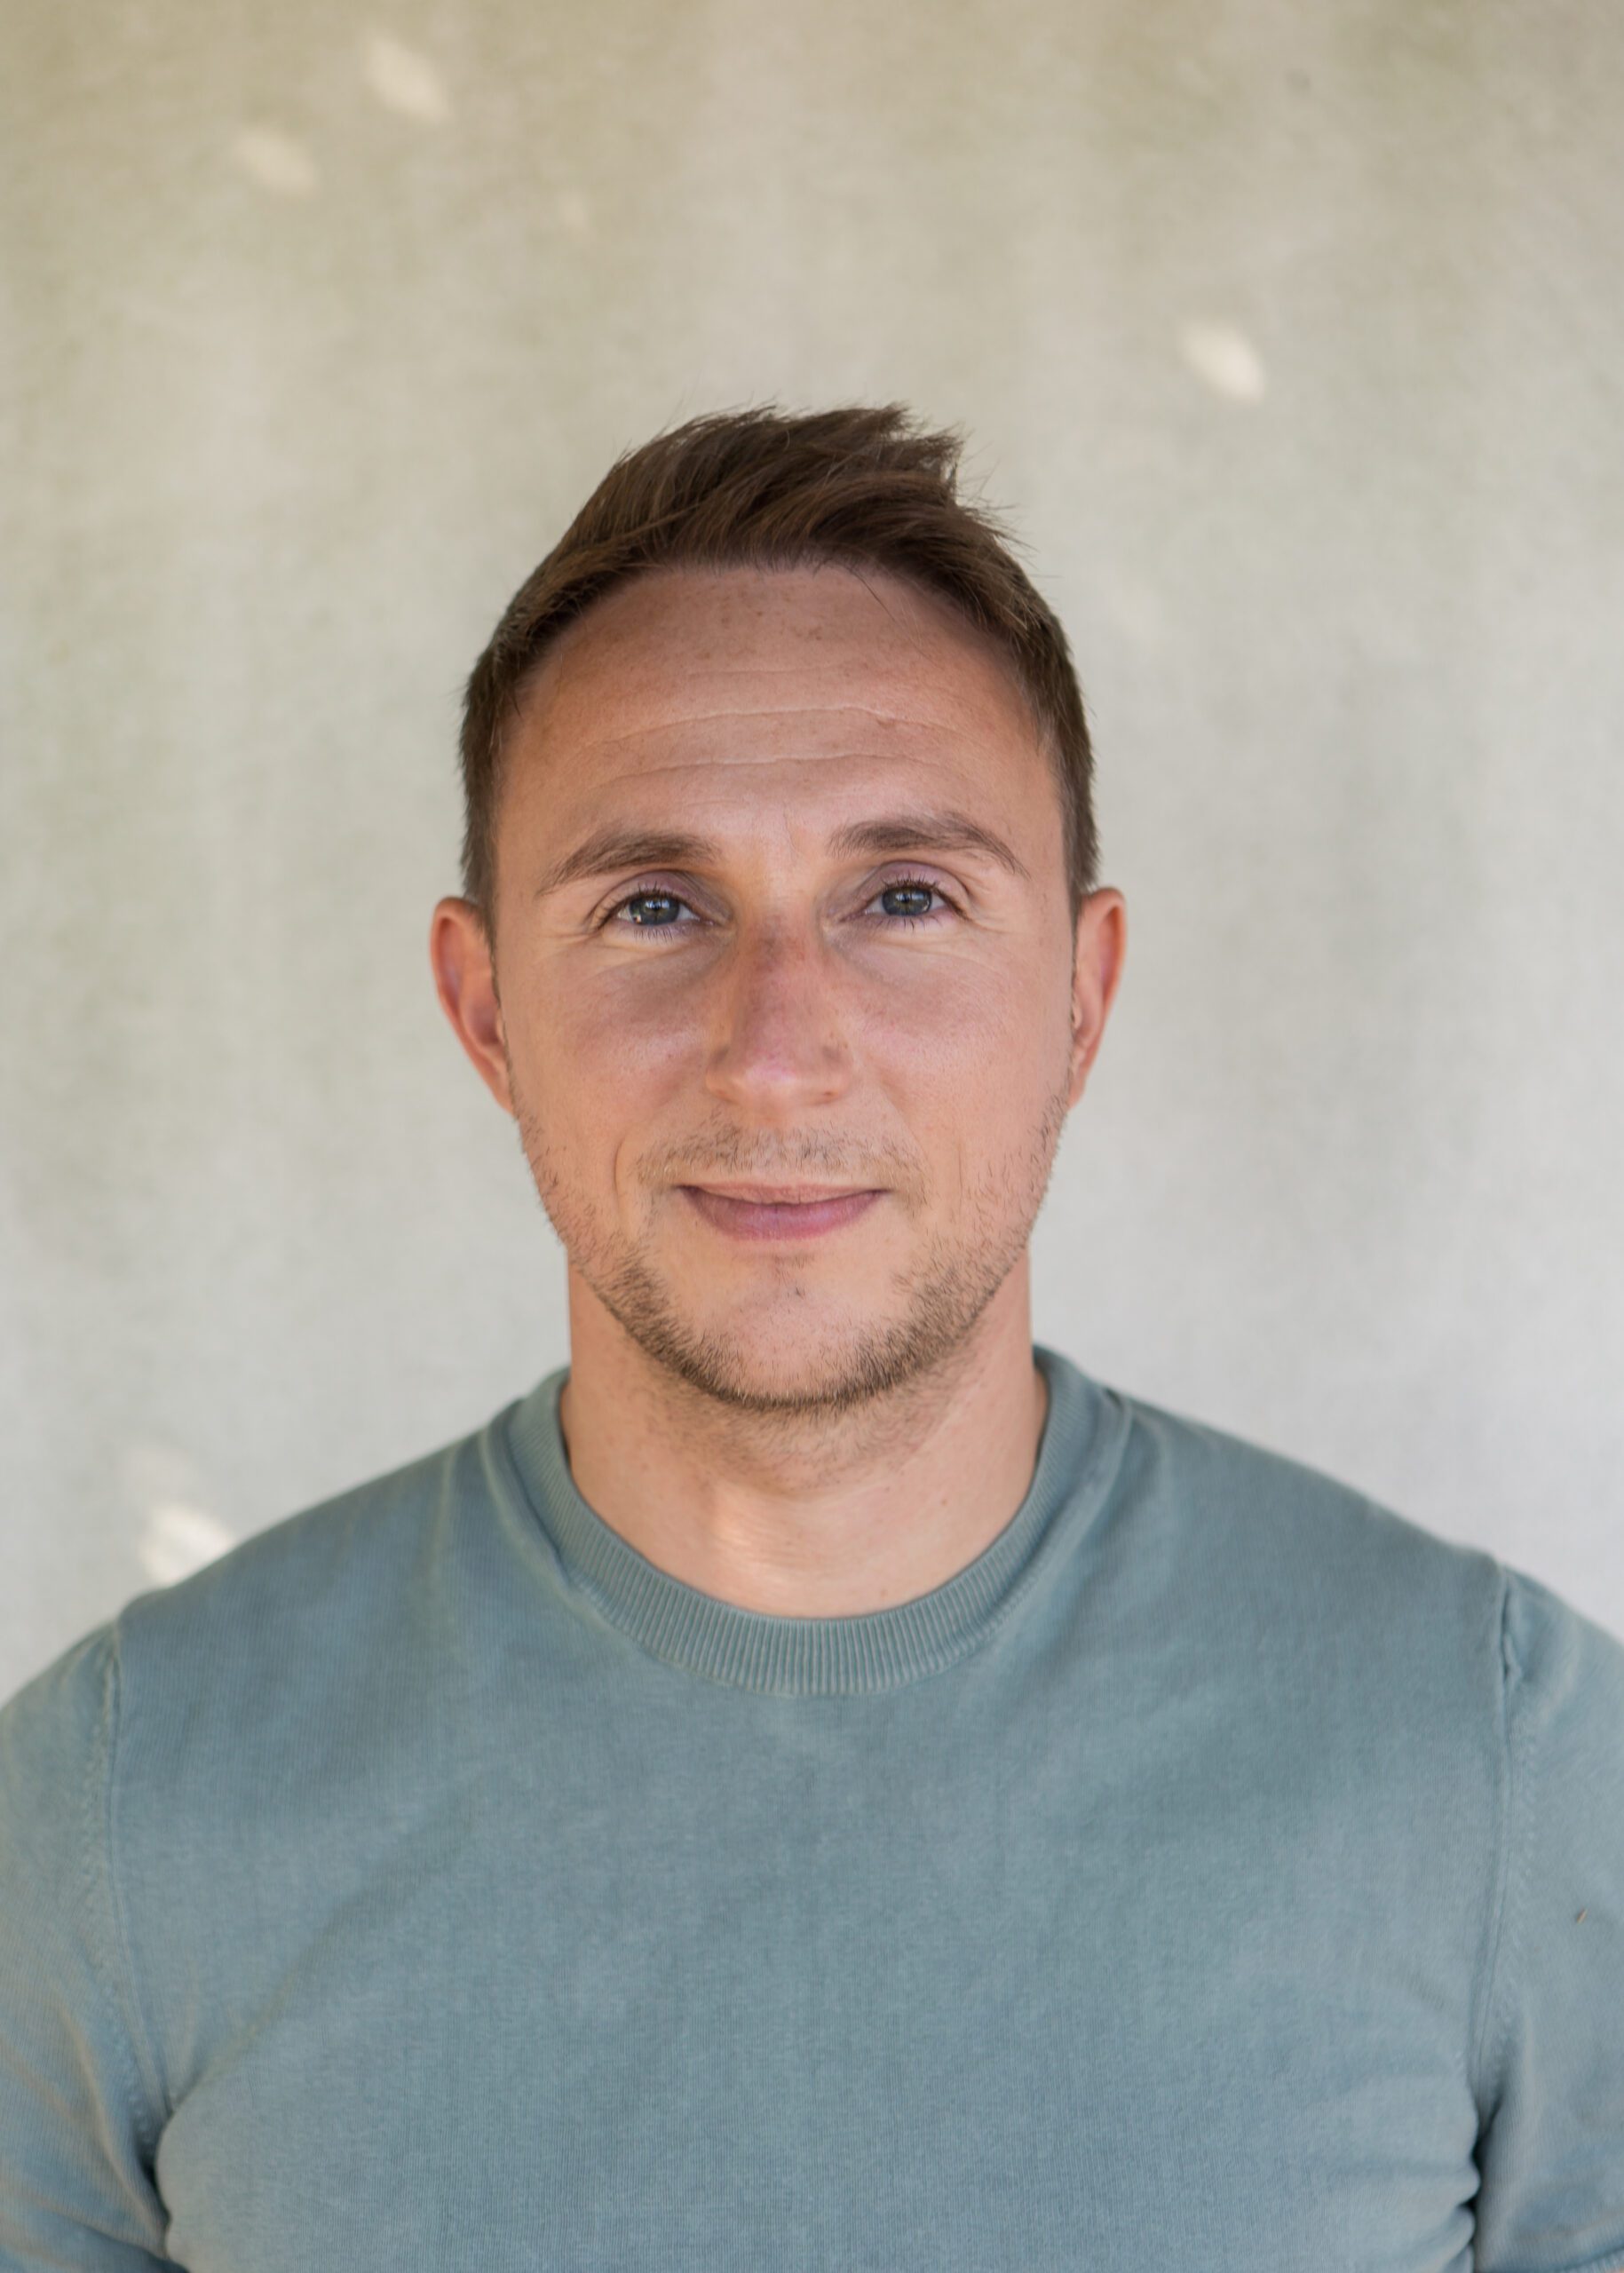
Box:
[2,403,1620,2269]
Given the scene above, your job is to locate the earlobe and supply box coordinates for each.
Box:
[1068,988,1096,1104]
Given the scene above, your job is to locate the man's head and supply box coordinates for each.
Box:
[432,404,1125,1419]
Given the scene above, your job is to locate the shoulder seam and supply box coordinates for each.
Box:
[101,1622,172,2148]
[1467,1561,1523,2118]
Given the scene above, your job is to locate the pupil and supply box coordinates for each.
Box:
[885,885,931,915]
[632,895,677,924]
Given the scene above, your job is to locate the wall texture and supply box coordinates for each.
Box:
[4,0,1622,1696]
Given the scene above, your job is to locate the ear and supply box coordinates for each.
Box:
[429,897,515,1116]
[1066,889,1127,1108]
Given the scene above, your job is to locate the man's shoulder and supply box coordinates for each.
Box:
[1101,1373,1511,1661]
[108,1398,524,1721]
[1105,1371,1620,1745]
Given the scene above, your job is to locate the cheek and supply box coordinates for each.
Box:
[864,959,1046,1081]
[890,962,1073,1141]
[538,966,693,1078]
[520,981,692,1177]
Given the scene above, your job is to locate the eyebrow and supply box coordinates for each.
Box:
[533,808,1033,900]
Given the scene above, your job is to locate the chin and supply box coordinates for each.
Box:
[686,1318,886,1395]
[630,1299,966,1417]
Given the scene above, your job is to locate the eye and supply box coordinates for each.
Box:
[595,874,960,936]
[598,887,697,933]
[864,875,955,928]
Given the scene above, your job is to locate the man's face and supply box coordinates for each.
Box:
[433,563,1123,1416]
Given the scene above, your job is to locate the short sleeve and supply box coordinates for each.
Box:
[1471,1565,1624,2273]
[0,1622,173,2267]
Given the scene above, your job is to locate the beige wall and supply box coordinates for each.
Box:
[5,0,1623,1695]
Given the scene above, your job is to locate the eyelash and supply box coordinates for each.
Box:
[596,875,958,936]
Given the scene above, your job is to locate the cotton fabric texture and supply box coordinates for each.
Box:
[3,1343,1622,2270]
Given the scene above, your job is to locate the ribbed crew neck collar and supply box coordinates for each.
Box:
[500,1342,1129,1696]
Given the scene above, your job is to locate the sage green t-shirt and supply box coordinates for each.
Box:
[4,1344,1623,2269]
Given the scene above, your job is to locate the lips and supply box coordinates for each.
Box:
[678,1185,883,1242]
[689,1184,870,1204]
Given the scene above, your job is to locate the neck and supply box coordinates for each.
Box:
[555,1265,1050,1617]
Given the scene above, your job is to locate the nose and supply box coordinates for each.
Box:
[702,921,853,1117]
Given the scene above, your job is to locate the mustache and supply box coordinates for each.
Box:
[646,1141,914,1186]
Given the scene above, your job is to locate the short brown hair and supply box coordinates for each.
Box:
[458,402,1098,933]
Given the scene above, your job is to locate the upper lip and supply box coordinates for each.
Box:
[683,1182,880,1205]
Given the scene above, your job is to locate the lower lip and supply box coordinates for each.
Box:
[679,1187,883,1241]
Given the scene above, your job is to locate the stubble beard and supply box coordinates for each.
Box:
[509,1066,1073,1421]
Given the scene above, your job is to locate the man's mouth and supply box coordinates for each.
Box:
[677,1184,884,1242]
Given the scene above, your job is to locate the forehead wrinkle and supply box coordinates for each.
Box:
[539,702,1028,757]
[557,750,967,797]
[589,654,912,675]
[547,655,920,697]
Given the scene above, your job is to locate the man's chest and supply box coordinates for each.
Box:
[147,1698,1487,2269]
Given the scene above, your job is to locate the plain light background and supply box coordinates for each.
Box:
[4,0,1621,1701]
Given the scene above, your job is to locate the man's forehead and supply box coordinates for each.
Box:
[511,563,1043,767]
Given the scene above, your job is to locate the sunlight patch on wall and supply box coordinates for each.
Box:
[1178,321,1267,403]
[362,30,452,123]
[138,1501,239,1587]
[232,126,319,196]
[123,1443,238,1586]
